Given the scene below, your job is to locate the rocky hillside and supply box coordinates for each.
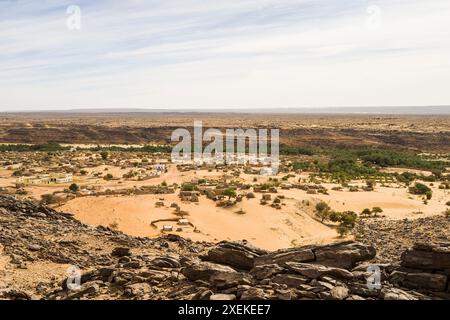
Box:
[0,195,449,300]
[356,216,450,264]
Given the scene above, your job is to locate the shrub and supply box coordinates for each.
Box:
[181,183,195,192]
[337,225,349,238]
[372,207,383,216]
[40,194,59,205]
[315,201,331,222]
[444,209,450,218]
[329,211,341,222]
[69,183,79,193]
[100,151,109,160]
[339,211,357,227]
[409,183,431,195]
[223,188,237,200]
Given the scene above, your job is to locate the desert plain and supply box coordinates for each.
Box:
[0,112,448,250]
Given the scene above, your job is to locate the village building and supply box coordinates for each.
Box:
[17,173,73,185]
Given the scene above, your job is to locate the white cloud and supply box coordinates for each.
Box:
[0,0,449,110]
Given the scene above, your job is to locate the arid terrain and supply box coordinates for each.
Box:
[0,112,449,300]
[1,113,449,151]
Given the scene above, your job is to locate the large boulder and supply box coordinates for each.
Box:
[182,261,237,282]
[254,248,315,267]
[204,241,268,270]
[253,241,375,270]
[285,262,354,280]
[250,264,284,280]
[312,242,376,269]
[401,243,450,271]
[389,271,448,292]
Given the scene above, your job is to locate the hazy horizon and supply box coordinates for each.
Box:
[1,105,449,115]
[1,1,450,111]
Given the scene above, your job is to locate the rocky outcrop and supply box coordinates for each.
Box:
[356,217,450,264]
[181,262,237,282]
[401,243,450,270]
[386,243,450,294]
[202,241,268,270]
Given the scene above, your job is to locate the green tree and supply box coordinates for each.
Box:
[409,183,431,195]
[69,183,79,193]
[339,211,357,227]
[223,188,237,200]
[372,207,383,216]
[100,151,109,160]
[337,225,349,238]
[315,201,331,222]
[181,183,195,191]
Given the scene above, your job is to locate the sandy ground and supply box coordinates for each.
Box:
[3,163,448,250]
[60,180,448,251]
[60,194,338,251]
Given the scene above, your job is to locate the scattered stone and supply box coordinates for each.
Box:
[112,247,131,257]
[210,294,236,300]
[330,286,349,300]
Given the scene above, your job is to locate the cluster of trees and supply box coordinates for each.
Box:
[89,145,172,153]
[291,147,448,183]
[314,201,358,237]
[0,143,174,155]
[181,183,196,192]
[409,182,432,199]
[355,149,448,171]
[361,207,383,217]
[0,143,68,152]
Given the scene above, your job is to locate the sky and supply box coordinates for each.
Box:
[0,0,450,111]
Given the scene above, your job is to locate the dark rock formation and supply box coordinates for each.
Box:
[1,195,449,300]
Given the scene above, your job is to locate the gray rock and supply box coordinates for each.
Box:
[330,286,349,300]
[383,287,417,300]
[254,248,315,267]
[401,243,450,271]
[270,274,309,287]
[389,271,447,292]
[204,241,268,270]
[210,272,252,289]
[112,247,131,257]
[249,264,284,280]
[285,262,354,280]
[313,241,376,269]
[182,261,237,282]
[150,255,181,268]
[240,287,267,300]
[210,293,236,300]
[66,283,99,300]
